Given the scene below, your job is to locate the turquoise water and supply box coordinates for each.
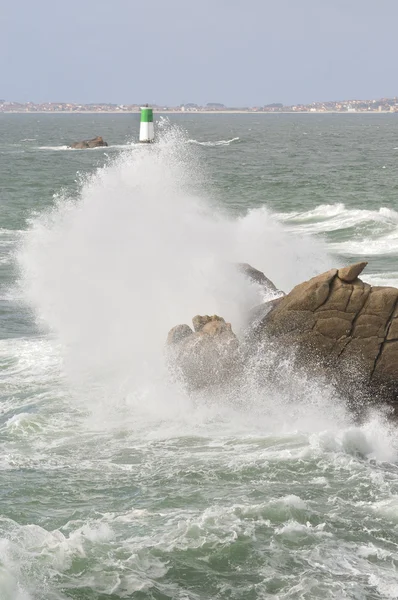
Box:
[1,114,398,599]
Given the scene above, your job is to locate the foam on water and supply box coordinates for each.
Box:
[188,137,240,147]
[330,233,398,256]
[277,202,398,260]
[277,202,398,234]
[364,271,398,287]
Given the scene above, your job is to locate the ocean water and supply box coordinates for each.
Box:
[1,113,398,599]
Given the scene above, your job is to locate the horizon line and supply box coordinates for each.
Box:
[1,95,398,109]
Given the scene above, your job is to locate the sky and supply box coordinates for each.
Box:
[0,0,397,106]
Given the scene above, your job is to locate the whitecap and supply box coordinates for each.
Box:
[188,137,239,147]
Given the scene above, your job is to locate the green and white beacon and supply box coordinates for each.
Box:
[139,105,154,143]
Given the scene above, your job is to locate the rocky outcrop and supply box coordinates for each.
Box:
[69,136,108,149]
[237,263,282,295]
[166,315,241,391]
[166,262,398,411]
[255,262,398,405]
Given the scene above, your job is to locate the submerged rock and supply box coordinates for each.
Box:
[166,315,241,391]
[69,136,108,149]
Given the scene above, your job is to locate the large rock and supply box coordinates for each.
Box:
[165,262,398,412]
[255,262,398,407]
[166,315,241,391]
[69,136,108,149]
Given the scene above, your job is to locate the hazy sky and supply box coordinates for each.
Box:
[1,0,396,106]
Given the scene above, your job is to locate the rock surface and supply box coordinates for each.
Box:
[166,315,241,391]
[255,261,398,403]
[237,263,281,294]
[338,262,368,283]
[69,136,108,149]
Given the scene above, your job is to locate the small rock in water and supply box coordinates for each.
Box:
[69,136,108,149]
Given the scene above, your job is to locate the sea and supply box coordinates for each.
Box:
[1,113,398,599]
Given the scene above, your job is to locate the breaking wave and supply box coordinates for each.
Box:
[277,203,398,232]
[276,203,398,261]
[17,124,332,407]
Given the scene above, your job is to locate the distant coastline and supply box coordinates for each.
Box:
[1,96,398,115]
[1,110,397,115]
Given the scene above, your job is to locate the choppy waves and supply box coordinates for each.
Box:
[277,202,398,235]
[0,376,397,600]
[275,202,398,285]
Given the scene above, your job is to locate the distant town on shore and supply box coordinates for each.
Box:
[1,97,398,114]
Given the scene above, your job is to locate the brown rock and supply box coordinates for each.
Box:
[202,319,232,335]
[375,341,398,380]
[346,282,371,314]
[192,314,224,332]
[340,337,383,372]
[69,136,108,149]
[387,317,398,341]
[338,262,368,283]
[352,314,386,339]
[365,287,398,319]
[254,262,398,406]
[315,316,352,340]
[166,316,241,391]
[317,276,353,312]
[237,263,281,294]
[281,269,337,313]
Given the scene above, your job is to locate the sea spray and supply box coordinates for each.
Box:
[18,122,334,413]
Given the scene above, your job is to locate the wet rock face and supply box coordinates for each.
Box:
[69,136,108,149]
[166,315,241,391]
[236,263,282,295]
[256,262,398,400]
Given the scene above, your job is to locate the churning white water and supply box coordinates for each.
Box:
[17,125,334,413]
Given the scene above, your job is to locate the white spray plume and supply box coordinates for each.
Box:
[18,123,334,401]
